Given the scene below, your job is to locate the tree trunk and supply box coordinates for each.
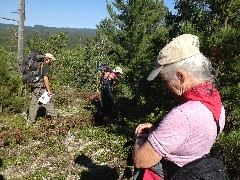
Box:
[17,0,25,74]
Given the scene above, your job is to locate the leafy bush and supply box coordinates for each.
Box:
[0,48,26,112]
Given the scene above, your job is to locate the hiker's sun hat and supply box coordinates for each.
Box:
[147,34,201,81]
[45,53,56,61]
[112,66,123,74]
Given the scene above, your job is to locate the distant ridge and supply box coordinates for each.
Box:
[0,23,96,35]
[0,23,96,48]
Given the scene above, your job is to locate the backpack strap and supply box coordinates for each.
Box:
[35,63,44,86]
[40,63,43,77]
[28,58,34,69]
[216,120,220,137]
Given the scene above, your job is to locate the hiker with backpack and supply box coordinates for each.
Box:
[132,34,227,180]
[27,52,58,123]
[97,64,121,121]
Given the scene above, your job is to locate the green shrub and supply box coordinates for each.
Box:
[0,49,26,112]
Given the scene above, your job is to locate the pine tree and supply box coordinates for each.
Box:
[97,0,169,92]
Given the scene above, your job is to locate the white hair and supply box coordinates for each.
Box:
[160,54,215,83]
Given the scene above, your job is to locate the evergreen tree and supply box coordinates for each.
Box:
[0,48,25,112]
[95,0,169,95]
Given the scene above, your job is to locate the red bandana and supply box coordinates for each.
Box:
[181,82,222,122]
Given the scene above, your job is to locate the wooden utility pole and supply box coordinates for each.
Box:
[17,0,25,74]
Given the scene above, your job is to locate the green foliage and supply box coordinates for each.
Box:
[0,23,96,50]
[204,27,240,132]
[5,27,18,52]
[105,0,169,77]
[24,32,46,53]
[94,0,170,109]
[53,46,88,89]
[0,48,26,112]
[45,32,69,55]
[25,32,69,55]
[81,37,109,91]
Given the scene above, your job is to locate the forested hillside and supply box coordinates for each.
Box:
[0,23,96,49]
[0,0,239,179]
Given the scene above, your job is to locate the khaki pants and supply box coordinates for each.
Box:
[28,86,57,122]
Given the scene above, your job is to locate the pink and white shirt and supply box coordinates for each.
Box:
[148,101,225,167]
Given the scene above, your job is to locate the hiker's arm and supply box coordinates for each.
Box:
[113,77,120,86]
[44,76,51,96]
[109,73,120,86]
[133,139,161,168]
[133,123,161,168]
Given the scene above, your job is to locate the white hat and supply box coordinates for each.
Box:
[147,34,201,81]
[44,53,56,60]
[113,66,123,74]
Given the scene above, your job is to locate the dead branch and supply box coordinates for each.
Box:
[0,16,19,23]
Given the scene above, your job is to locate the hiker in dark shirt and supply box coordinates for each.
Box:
[98,64,114,121]
[28,53,58,123]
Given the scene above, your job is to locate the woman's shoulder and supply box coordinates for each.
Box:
[176,101,225,116]
[167,101,210,122]
[176,101,205,111]
[173,101,225,129]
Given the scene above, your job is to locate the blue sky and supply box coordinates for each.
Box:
[0,0,175,29]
